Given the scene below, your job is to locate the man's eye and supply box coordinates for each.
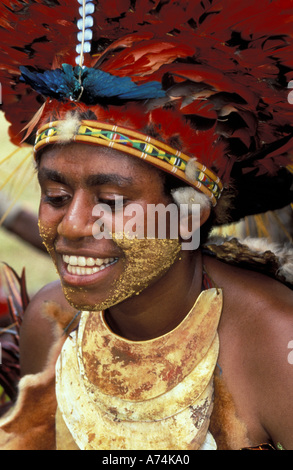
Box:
[98,197,126,210]
[44,195,70,207]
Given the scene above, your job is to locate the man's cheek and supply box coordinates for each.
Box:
[38,220,56,258]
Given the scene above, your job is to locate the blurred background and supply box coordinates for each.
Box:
[0,112,59,411]
[0,112,58,297]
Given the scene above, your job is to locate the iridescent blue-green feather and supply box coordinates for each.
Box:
[19,64,166,104]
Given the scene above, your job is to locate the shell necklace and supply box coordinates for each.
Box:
[56,287,223,450]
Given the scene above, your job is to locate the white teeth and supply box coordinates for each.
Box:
[77,257,86,267]
[63,255,117,275]
[86,258,96,267]
[69,256,78,266]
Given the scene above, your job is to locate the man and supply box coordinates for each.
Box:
[15,133,293,451]
[0,0,292,450]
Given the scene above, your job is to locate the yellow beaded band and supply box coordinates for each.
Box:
[35,120,223,206]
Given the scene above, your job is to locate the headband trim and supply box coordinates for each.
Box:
[35,120,223,206]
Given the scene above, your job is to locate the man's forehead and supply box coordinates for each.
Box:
[40,141,132,162]
[38,142,164,185]
[37,165,135,189]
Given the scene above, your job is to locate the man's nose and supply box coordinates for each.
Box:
[57,192,94,240]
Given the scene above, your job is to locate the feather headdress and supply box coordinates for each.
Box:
[0,0,292,220]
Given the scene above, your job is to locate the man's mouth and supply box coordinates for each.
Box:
[62,255,118,276]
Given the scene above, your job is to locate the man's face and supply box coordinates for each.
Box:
[38,143,181,311]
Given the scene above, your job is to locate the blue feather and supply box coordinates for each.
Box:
[19,64,166,104]
[82,67,165,101]
[20,65,81,101]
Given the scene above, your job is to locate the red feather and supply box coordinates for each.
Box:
[0,0,292,196]
[103,41,195,77]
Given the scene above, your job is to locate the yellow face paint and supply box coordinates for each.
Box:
[38,220,58,265]
[65,235,181,312]
[39,219,181,312]
[95,234,181,311]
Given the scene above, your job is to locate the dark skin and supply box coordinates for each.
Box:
[20,143,293,449]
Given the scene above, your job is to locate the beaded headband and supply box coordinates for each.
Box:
[34,119,223,206]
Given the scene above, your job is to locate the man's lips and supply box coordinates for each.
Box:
[58,253,119,286]
[63,254,118,276]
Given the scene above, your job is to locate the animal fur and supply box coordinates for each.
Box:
[240,237,293,285]
[210,374,252,450]
[207,236,293,287]
[0,337,64,450]
[171,186,211,214]
[56,112,81,143]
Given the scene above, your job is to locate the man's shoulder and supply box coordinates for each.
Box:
[204,249,293,314]
[239,272,293,449]
[20,280,76,376]
[205,255,293,448]
[30,279,67,303]
[207,254,293,349]
[23,280,77,321]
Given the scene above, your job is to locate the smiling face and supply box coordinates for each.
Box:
[37,143,182,311]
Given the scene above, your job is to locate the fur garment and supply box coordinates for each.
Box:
[0,302,75,450]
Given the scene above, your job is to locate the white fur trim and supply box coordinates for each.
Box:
[171,186,211,214]
[185,158,199,182]
[56,112,81,143]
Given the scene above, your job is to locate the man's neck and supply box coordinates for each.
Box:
[105,249,203,341]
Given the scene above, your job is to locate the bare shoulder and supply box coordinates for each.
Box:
[204,254,293,449]
[20,280,77,377]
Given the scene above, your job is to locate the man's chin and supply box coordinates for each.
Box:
[61,285,99,312]
[61,283,120,312]
[61,282,139,313]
